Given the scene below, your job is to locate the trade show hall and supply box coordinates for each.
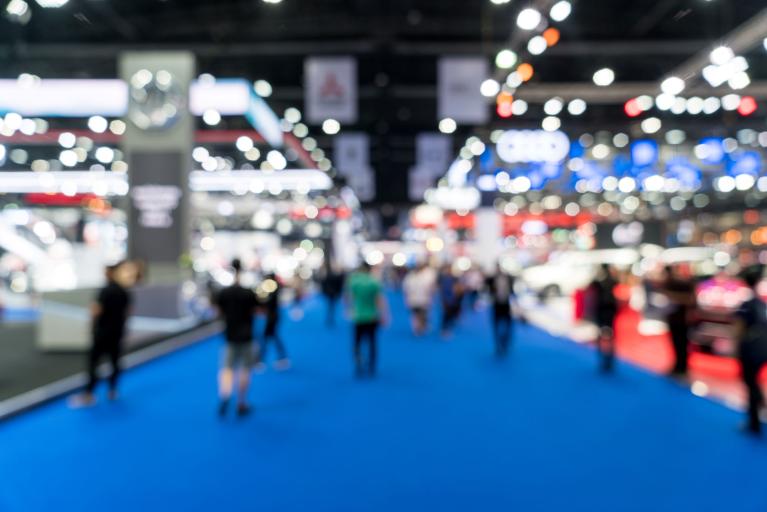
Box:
[1,295,765,512]
[2,1,767,510]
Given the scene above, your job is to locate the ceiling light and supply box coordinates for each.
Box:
[236,136,254,152]
[728,71,750,90]
[542,116,561,132]
[254,79,272,97]
[266,150,287,170]
[527,36,547,55]
[592,68,615,86]
[506,72,523,88]
[710,46,734,66]
[516,8,542,30]
[661,76,685,95]
[87,116,108,133]
[495,49,517,69]
[511,99,528,115]
[284,107,301,124]
[722,94,741,111]
[543,97,563,115]
[641,117,662,134]
[202,109,221,126]
[438,117,457,134]
[322,118,341,135]
[703,97,721,114]
[567,98,587,116]
[480,79,501,97]
[686,97,704,115]
[58,132,76,148]
[549,1,572,22]
[655,93,675,111]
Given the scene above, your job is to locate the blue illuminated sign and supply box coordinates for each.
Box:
[630,140,658,168]
[728,151,762,176]
[698,137,725,165]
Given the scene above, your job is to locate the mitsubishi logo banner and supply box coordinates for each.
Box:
[305,56,358,124]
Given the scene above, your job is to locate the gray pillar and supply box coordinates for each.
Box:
[119,51,196,284]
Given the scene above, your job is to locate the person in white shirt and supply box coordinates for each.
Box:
[403,262,436,336]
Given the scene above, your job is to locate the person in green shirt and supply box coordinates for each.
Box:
[346,262,388,377]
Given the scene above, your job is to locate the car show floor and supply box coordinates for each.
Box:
[1,295,765,512]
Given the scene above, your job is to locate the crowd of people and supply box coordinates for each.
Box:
[68,255,767,435]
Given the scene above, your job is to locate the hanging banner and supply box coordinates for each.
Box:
[333,133,370,177]
[305,57,358,124]
[408,166,436,202]
[438,56,489,124]
[416,133,452,176]
[347,168,375,202]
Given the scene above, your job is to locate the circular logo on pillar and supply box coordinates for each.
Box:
[128,69,184,131]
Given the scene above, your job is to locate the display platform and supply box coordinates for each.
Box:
[0,294,764,512]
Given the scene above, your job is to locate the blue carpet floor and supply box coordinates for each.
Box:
[1,294,765,512]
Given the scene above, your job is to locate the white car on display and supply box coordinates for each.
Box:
[519,248,640,298]
[0,211,79,293]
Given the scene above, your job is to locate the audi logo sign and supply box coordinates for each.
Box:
[496,130,570,164]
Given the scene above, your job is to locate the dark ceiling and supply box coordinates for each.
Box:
[0,0,765,204]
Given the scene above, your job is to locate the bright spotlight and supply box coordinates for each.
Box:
[254,79,273,97]
[549,1,572,22]
[495,49,518,69]
[480,79,500,97]
[710,45,734,66]
[322,119,341,135]
[567,98,587,116]
[439,118,457,134]
[592,68,615,87]
[517,8,542,30]
[35,0,69,7]
[527,36,547,55]
[660,76,685,95]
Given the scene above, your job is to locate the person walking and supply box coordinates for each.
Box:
[663,265,695,378]
[258,272,290,371]
[438,264,463,338]
[321,264,345,328]
[402,262,436,336]
[585,264,618,372]
[215,259,259,417]
[486,264,516,357]
[346,262,388,377]
[70,262,132,407]
[734,266,767,435]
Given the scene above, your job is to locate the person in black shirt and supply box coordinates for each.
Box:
[734,266,767,435]
[322,265,345,328]
[663,265,696,378]
[485,264,516,357]
[257,272,290,370]
[70,262,132,407]
[586,264,618,373]
[215,259,259,417]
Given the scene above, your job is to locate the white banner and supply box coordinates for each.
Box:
[333,133,369,176]
[305,57,358,124]
[416,133,452,176]
[408,166,436,202]
[347,168,375,202]
[438,57,489,124]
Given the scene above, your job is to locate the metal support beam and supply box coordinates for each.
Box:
[668,7,767,84]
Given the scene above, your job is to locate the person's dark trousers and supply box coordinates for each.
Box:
[326,296,338,327]
[86,336,121,393]
[354,321,378,376]
[492,307,512,356]
[261,320,287,360]
[740,345,767,434]
[441,303,460,332]
[667,318,689,375]
[596,326,615,372]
